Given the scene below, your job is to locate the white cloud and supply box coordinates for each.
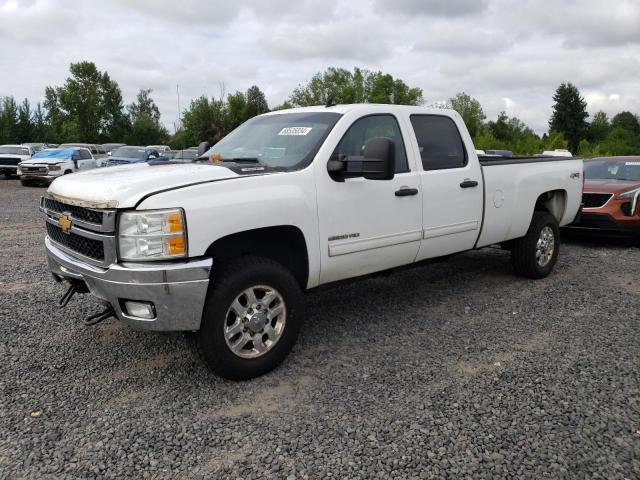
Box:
[0,0,638,136]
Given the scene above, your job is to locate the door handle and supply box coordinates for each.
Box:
[395,187,419,197]
[460,179,479,188]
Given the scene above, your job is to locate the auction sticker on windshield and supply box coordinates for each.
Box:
[278,127,312,136]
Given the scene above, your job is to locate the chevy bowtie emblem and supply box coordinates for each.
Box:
[58,214,73,234]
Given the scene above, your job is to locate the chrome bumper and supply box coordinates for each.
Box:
[46,237,212,331]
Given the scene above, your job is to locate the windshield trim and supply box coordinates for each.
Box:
[199,112,343,172]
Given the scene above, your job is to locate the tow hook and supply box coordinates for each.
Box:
[84,306,116,326]
[58,282,85,308]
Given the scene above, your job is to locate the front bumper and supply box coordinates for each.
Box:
[46,237,212,331]
[22,174,57,183]
[564,212,640,236]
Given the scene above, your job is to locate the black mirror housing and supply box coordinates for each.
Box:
[362,137,395,180]
[327,137,395,181]
[197,141,211,157]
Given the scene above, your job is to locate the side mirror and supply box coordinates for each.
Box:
[107,151,112,156]
[327,137,395,181]
[197,141,211,157]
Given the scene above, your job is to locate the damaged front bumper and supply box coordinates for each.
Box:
[46,237,212,331]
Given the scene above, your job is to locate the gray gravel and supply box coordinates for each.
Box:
[1,177,639,479]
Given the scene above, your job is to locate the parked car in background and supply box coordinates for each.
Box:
[22,143,48,153]
[19,147,98,185]
[146,145,171,153]
[567,156,640,236]
[485,149,513,157]
[0,144,35,177]
[172,149,199,162]
[542,149,573,158]
[41,104,583,379]
[104,146,161,166]
[102,143,126,154]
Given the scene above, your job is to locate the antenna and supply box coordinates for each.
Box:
[176,84,181,132]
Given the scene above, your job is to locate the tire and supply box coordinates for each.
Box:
[511,211,560,279]
[4,173,12,179]
[20,179,29,186]
[199,256,303,380]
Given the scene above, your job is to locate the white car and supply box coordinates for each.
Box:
[542,149,573,158]
[19,147,98,185]
[41,104,583,379]
[0,144,35,177]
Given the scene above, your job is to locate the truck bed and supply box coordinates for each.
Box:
[478,155,579,166]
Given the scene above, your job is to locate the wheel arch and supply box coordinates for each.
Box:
[534,189,567,223]
[204,225,310,290]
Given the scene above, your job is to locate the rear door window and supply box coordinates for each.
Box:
[410,115,467,171]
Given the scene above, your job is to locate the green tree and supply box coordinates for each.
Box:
[126,89,166,145]
[447,92,485,138]
[588,111,610,143]
[549,82,588,153]
[16,98,33,143]
[224,91,248,132]
[180,95,226,147]
[32,103,48,141]
[0,96,19,144]
[128,88,161,124]
[244,85,269,119]
[100,72,130,141]
[545,132,569,151]
[288,67,423,107]
[611,111,640,135]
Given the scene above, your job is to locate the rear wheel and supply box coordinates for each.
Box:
[199,256,303,380]
[511,211,560,279]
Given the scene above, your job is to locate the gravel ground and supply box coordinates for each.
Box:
[0,177,639,479]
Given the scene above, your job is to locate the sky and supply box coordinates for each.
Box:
[1,0,639,135]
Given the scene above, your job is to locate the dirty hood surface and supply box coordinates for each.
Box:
[47,162,240,208]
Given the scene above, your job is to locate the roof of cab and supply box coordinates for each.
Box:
[262,104,457,117]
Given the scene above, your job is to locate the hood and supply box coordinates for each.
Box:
[21,157,66,166]
[0,153,30,159]
[47,162,240,208]
[584,178,640,195]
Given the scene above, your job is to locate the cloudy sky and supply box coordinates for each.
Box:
[1,0,639,134]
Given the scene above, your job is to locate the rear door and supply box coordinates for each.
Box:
[407,114,484,260]
[315,113,423,284]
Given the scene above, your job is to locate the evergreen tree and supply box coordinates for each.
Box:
[588,111,610,143]
[16,98,33,143]
[549,82,588,152]
[0,97,19,144]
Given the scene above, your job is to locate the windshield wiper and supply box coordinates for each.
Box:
[223,157,263,164]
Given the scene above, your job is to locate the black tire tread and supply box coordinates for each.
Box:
[511,211,560,279]
[198,255,303,380]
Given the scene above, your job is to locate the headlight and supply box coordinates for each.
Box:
[617,187,640,199]
[48,165,61,171]
[118,209,187,261]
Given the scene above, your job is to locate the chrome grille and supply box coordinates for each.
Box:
[0,157,21,166]
[41,196,117,267]
[46,223,105,261]
[22,165,49,175]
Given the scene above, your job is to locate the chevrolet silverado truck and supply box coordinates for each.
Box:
[41,105,583,380]
[19,147,98,185]
[0,144,36,177]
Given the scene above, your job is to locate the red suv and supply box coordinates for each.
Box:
[567,156,640,236]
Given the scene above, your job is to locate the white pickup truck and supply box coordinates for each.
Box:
[41,105,583,379]
[19,147,98,185]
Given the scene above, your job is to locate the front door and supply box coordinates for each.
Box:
[315,113,423,284]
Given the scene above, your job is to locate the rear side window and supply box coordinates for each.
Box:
[79,149,91,159]
[333,114,409,173]
[410,115,467,170]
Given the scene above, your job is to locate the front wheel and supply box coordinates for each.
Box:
[511,211,560,279]
[199,256,303,380]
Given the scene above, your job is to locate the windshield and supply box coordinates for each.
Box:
[201,112,341,169]
[584,159,640,181]
[0,146,29,155]
[111,147,147,159]
[174,150,197,161]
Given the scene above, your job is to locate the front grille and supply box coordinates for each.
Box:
[22,166,48,175]
[46,222,105,261]
[43,198,103,225]
[582,193,612,209]
[106,159,130,165]
[0,157,20,166]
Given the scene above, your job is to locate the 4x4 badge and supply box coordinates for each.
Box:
[58,214,73,234]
